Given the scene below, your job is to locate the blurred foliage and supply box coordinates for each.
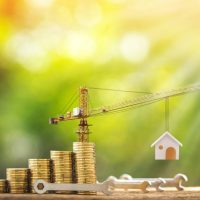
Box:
[0,0,200,185]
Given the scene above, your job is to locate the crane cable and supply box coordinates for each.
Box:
[87,87,152,114]
[90,98,163,118]
[165,97,170,131]
[59,91,79,115]
[90,84,200,116]
[88,87,152,94]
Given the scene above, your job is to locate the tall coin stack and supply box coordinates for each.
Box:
[28,159,51,193]
[51,151,73,193]
[73,142,96,194]
[7,168,29,194]
[0,179,7,193]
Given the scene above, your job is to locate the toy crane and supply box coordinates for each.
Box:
[49,84,200,142]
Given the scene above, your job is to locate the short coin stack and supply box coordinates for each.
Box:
[7,168,29,194]
[0,179,7,193]
[51,151,73,193]
[28,159,51,193]
[73,142,96,194]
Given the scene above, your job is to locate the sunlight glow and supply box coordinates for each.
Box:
[75,1,103,27]
[120,33,150,62]
[65,32,96,60]
[5,33,48,72]
[28,0,54,8]
[0,0,200,184]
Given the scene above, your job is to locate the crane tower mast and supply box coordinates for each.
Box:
[77,87,90,142]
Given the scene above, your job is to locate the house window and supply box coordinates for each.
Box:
[159,145,163,150]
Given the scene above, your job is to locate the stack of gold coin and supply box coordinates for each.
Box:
[0,179,7,193]
[51,151,73,193]
[28,159,51,193]
[73,142,96,194]
[6,168,29,194]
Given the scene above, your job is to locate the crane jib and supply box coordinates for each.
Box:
[89,84,200,116]
[50,83,200,123]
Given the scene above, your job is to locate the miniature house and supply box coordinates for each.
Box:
[151,131,182,160]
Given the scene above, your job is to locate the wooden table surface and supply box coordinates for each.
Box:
[0,188,199,200]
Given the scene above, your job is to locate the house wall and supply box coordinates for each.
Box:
[154,135,179,160]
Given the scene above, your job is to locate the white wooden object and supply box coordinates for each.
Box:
[119,174,166,192]
[34,180,113,195]
[120,173,188,191]
[106,176,151,193]
[151,131,182,160]
[160,174,188,191]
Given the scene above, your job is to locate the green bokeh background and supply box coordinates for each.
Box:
[0,0,200,185]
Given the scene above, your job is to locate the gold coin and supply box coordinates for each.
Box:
[52,167,72,170]
[0,179,7,193]
[52,162,72,165]
[7,168,29,171]
[29,159,51,193]
[73,142,96,186]
[51,151,73,185]
[29,164,50,167]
